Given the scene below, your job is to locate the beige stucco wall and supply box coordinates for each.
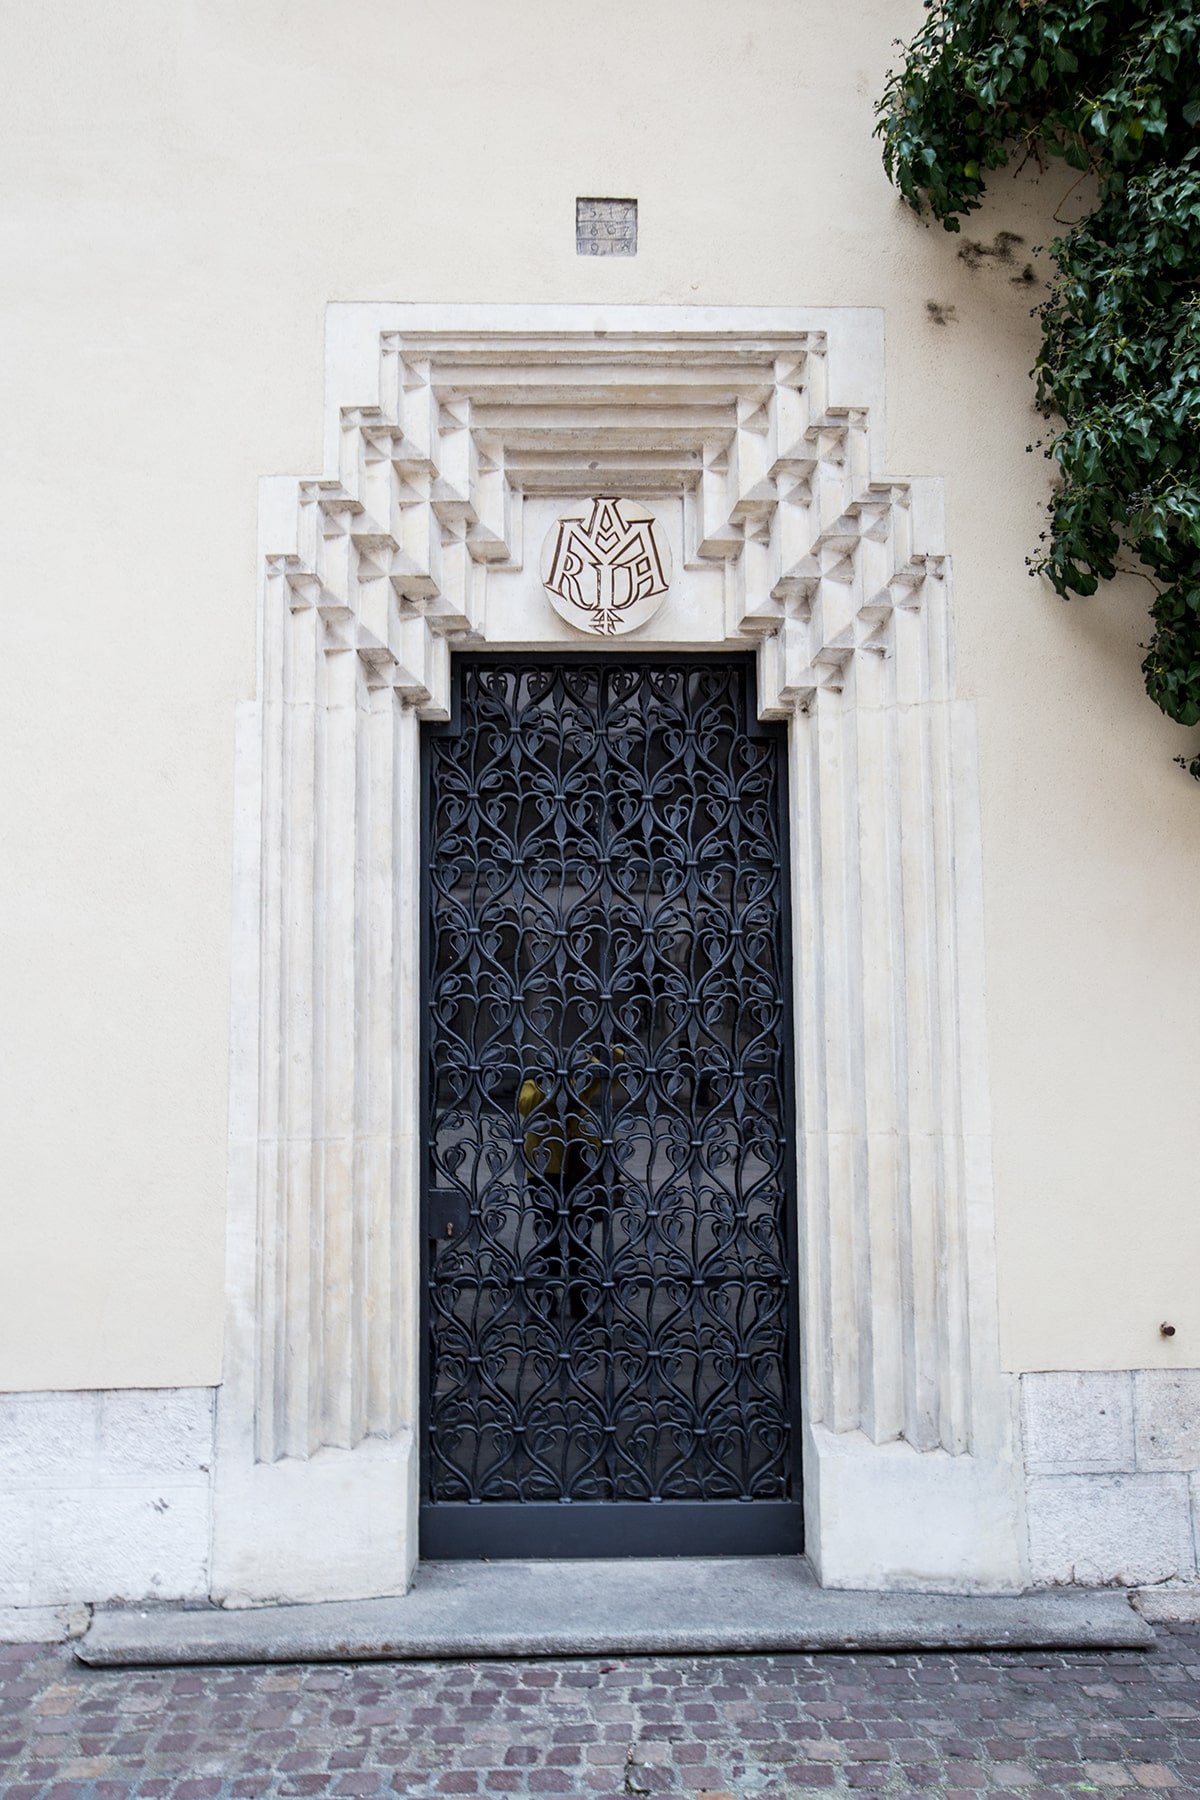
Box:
[2,0,1197,1391]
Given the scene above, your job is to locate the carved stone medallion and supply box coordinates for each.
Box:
[540,497,672,636]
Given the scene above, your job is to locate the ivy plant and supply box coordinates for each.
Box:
[876,0,1200,775]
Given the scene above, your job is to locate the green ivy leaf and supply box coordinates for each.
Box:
[876,0,1200,775]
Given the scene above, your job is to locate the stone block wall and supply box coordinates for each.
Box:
[1022,1371,1200,1586]
[0,1389,213,1618]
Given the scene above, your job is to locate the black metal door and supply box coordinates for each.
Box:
[421,656,802,1557]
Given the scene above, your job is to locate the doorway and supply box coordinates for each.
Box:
[420,655,802,1557]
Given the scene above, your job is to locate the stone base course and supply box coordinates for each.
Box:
[1027,1474,1195,1588]
[1135,1587,1200,1622]
[5,1371,1200,1620]
[0,1604,89,1644]
[5,1627,1200,1796]
[0,1388,213,1610]
[1021,1371,1200,1588]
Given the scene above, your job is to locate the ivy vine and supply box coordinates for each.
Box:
[876,0,1200,775]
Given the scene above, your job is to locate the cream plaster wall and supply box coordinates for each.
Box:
[2,0,1197,1390]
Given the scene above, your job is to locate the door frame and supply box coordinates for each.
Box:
[212,304,1026,1607]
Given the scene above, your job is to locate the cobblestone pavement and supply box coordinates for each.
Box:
[3,1627,1200,1799]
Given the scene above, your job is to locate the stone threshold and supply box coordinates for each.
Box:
[78,1558,1154,1665]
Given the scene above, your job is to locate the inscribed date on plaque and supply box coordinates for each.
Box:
[576,197,637,256]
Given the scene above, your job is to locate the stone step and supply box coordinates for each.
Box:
[78,1557,1155,1665]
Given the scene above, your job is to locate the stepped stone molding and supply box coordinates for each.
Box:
[268,317,944,722]
[215,304,1022,1605]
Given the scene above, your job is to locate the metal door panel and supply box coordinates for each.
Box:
[421,656,801,1557]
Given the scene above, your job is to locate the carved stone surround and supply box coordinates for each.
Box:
[215,305,1024,1606]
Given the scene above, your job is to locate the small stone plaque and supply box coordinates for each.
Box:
[576,196,637,256]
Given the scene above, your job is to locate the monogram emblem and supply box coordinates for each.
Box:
[540,498,672,636]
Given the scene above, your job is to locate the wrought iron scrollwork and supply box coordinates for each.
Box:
[424,658,795,1511]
